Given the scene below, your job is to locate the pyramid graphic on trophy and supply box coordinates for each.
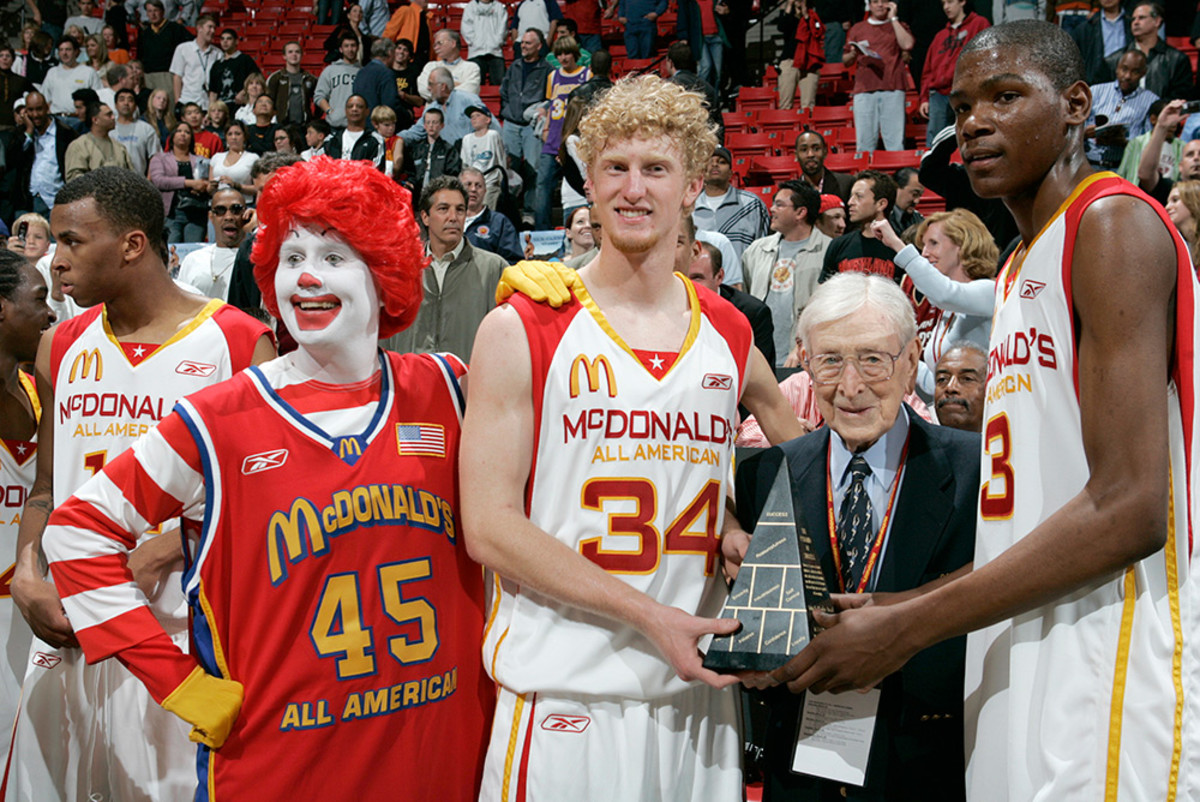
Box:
[705,460,833,672]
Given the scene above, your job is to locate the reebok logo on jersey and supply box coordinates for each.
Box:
[702,373,733,390]
[176,360,217,377]
[1020,280,1046,300]
[541,714,590,733]
[242,448,289,475]
[31,652,61,669]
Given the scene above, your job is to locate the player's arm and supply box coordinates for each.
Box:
[773,193,1180,694]
[739,345,809,444]
[11,327,76,647]
[250,332,277,365]
[43,415,241,746]
[460,305,740,689]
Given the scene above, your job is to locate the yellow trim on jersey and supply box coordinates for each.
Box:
[198,578,231,679]
[18,369,39,422]
[482,571,503,658]
[572,273,701,382]
[491,626,510,681]
[1104,566,1137,801]
[501,690,527,802]
[0,371,40,463]
[998,171,1119,305]
[1166,464,1183,802]
[102,298,224,367]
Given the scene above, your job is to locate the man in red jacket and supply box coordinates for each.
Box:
[919,0,988,145]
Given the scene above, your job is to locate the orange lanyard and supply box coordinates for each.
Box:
[825,436,909,593]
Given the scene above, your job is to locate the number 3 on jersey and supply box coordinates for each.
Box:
[980,412,1015,519]
[578,478,722,575]
[310,558,439,679]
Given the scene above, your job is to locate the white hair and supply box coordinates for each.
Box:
[796,272,917,349]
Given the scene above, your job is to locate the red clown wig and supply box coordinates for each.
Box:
[252,156,427,339]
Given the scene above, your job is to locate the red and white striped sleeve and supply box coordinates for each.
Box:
[44,412,208,702]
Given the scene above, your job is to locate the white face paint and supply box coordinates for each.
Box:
[275,226,381,362]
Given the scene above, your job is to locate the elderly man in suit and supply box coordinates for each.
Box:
[730,272,979,802]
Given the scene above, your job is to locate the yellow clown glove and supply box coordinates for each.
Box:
[161,666,244,748]
[495,260,578,307]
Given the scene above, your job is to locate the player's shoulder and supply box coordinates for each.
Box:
[48,305,104,385]
[693,277,752,336]
[384,349,467,382]
[209,301,273,341]
[1070,173,1179,252]
[51,305,103,348]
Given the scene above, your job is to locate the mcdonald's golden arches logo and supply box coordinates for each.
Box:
[69,349,103,383]
[337,437,363,459]
[569,354,617,399]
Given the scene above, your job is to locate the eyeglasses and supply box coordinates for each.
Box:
[806,348,906,384]
[211,204,246,216]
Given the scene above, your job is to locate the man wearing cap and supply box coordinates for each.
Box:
[460,103,506,209]
[816,194,847,240]
[693,145,770,258]
[399,68,498,148]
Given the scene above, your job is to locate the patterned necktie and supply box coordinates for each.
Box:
[837,455,875,591]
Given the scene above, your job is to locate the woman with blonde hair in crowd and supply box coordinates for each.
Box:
[145,88,177,147]
[235,73,272,126]
[86,34,114,82]
[871,207,999,396]
[1165,180,1200,271]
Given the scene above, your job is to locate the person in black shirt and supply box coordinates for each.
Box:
[208,29,260,111]
[819,169,906,284]
[246,95,281,154]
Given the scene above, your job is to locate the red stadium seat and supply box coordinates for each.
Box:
[274,21,308,37]
[744,184,777,204]
[723,112,752,135]
[915,190,946,215]
[809,105,853,126]
[737,86,776,112]
[746,155,797,184]
[869,149,922,171]
[725,131,778,159]
[751,108,808,136]
[824,151,867,173]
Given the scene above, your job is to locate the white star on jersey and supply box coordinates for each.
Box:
[15,444,26,455]
[132,345,146,357]
[649,354,664,371]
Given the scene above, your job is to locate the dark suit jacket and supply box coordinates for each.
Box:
[1105,40,1194,101]
[720,283,775,369]
[735,411,979,802]
[1072,9,1132,86]
[815,167,855,203]
[6,120,77,212]
[465,206,522,264]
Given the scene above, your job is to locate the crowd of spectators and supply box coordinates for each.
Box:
[5,0,1200,370]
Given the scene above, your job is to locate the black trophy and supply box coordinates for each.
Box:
[705,460,833,672]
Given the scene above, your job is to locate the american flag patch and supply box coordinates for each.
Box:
[396,423,446,458]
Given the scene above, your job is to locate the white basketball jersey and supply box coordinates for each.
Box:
[3,299,267,802]
[964,173,1200,801]
[483,277,752,699]
[0,373,37,767]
